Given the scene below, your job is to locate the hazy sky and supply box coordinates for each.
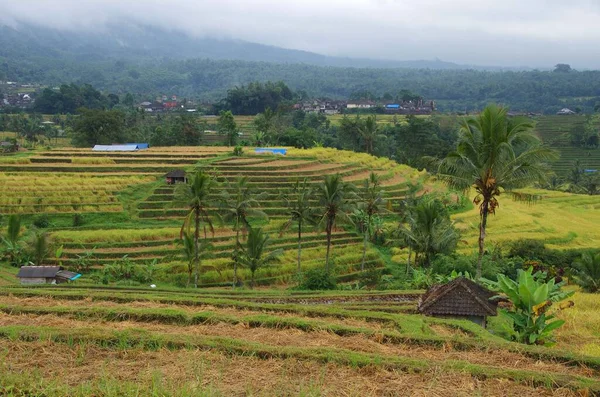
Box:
[2,0,600,68]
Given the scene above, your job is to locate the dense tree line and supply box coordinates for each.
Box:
[5,54,600,113]
[33,84,118,114]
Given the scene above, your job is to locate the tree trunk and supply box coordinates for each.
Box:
[297,220,302,274]
[233,227,240,288]
[325,221,333,272]
[194,208,200,288]
[406,245,412,276]
[477,201,490,280]
[361,229,368,271]
[251,271,255,289]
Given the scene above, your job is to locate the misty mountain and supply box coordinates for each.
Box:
[0,22,506,70]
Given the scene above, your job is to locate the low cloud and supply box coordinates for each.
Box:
[1,0,599,68]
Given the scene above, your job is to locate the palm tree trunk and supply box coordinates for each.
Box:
[477,201,490,280]
[325,222,332,272]
[361,230,368,271]
[194,209,200,288]
[297,220,302,274]
[406,245,412,276]
[233,227,240,288]
[251,271,255,289]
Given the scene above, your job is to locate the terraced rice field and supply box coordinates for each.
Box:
[454,188,600,252]
[534,115,600,175]
[0,285,598,396]
[0,146,429,285]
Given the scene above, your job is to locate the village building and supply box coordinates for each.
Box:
[346,100,375,109]
[418,277,499,327]
[165,170,187,184]
[557,108,576,115]
[16,266,81,285]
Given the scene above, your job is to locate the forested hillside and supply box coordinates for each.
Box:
[2,24,600,113]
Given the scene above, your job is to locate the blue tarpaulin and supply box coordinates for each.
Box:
[385,104,400,109]
[255,148,287,155]
[93,144,139,152]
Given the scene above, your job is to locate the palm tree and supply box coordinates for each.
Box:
[174,171,217,288]
[358,116,380,154]
[356,172,387,270]
[1,215,24,266]
[280,179,316,274]
[219,176,268,287]
[180,231,216,287]
[315,174,356,271]
[238,227,282,288]
[393,199,459,269]
[436,104,557,279]
[572,252,600,292]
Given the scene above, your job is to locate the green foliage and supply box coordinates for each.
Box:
[71,108,127,147]
[237,227,282,288]
[216,81,294,115]
[489,267,574,346]
[232,145,244,156]
[99,256,157,285]
[437,104,558,278]
[32,214,51,228]
[297,268,337,290]
[33,83,109,114]
[0,215,24,267]
[572,252,600,292]
[217,110,239,146]
[72,213,85,227]
[28,229,50,266]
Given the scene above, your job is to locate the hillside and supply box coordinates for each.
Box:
[533,115,600,175]
[0,147,430,287]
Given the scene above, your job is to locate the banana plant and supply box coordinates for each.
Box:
[491,267,573,346]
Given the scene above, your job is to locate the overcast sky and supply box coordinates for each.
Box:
[2,0,600,68]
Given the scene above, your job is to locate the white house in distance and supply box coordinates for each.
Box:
[557,108,576,115]
[346,100,375,109]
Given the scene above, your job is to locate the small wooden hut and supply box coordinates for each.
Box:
[418,277,498,327]
[16,266,81,285]
[165,170,187,184]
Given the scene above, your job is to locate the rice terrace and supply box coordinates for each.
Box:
[2,7,600,394]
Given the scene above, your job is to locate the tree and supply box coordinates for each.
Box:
[393,199,459,268]
[174,171,217,288]
[315,174,356,271]
[29,229,50,267]
[0,215,24,266]
[219,177,268,287]
[554,64,572,73]
[572,252,600,292]
[218,110,238,146]
[181,231,215,287]
[280,179,316,274]
[71,108,126,147]
[358,116,380,154]
[238,227,282,288]
[436,104,557,279]
[356,172,387,270]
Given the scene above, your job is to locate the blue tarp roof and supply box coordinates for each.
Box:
[255,148,287,155]
[93,144,139,152]
[128,143,150,149]
[385,104,400,108]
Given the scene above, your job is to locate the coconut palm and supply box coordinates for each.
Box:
[280,178,317,274]
[238,227,282,289]
[358,116,380,154]
[356,172,387,270]
[436,104,557,279]
[315,174,356,271]
[219,176,268,287]
[174,171,217,288]
[393,199,459,269]
[180,231,216,287]
[572,252,600,293]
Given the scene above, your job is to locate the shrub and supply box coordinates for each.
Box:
[572,251,600,292]
[233,146,244,156]
[488,267,574,346]
[297,268,337,290]
[32,214,51,228]
[72,213,85,227]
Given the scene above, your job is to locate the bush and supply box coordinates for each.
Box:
[32,214,51,228]
[233,146,244,156]
[297,268,337,290]
[72,213,85,227]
